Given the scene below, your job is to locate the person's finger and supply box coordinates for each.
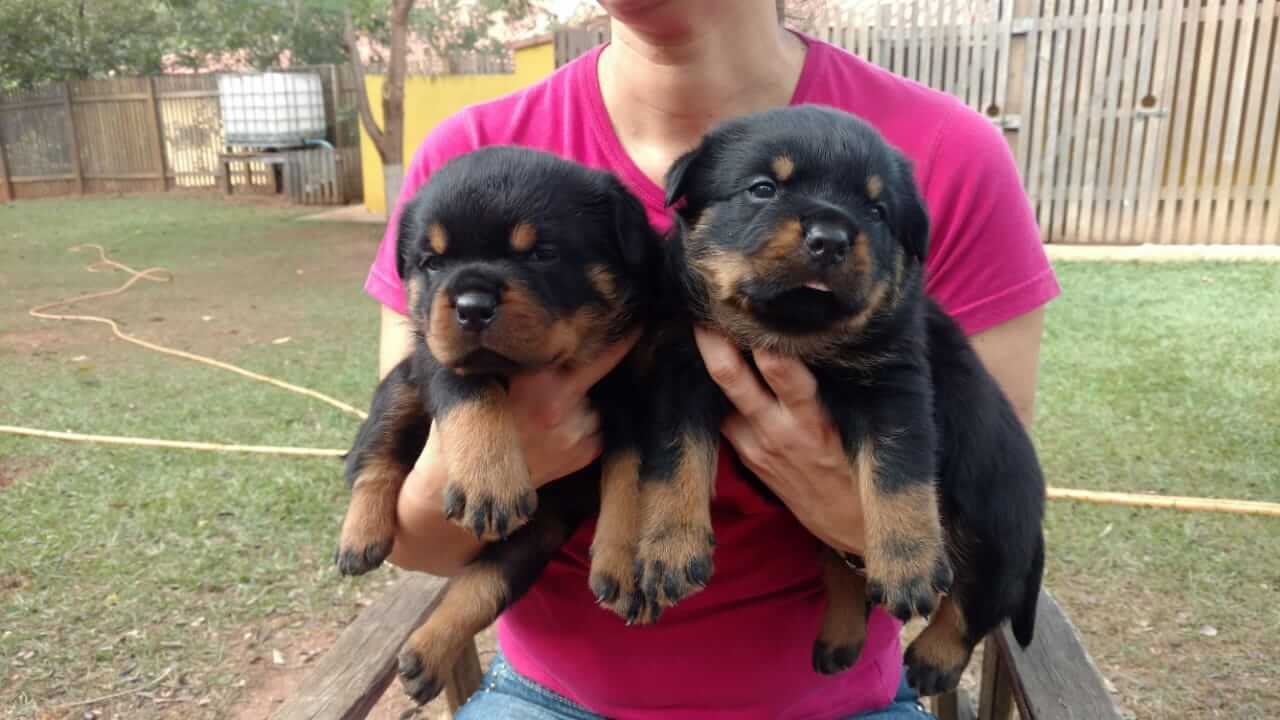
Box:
[753,348,827,428]
[719,412,762,471]
[694,326,774,421]
[562,327,643,397]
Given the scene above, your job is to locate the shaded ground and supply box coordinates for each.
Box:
[1,196,1278,718]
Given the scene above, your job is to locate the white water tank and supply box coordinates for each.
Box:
[218,72,326,148]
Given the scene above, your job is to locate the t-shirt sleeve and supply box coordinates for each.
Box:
[920,104,1060,336]
[363,113,482,316]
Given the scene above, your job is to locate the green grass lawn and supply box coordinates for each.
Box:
[1,195,1278,719]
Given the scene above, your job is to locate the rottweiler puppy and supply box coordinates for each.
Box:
[612,104,1047,696]
[334,145,660,704]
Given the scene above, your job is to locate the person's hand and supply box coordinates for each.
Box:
[507,330,642,486]
[693,326,867,556]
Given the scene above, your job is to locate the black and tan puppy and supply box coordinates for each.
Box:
[611,104,1046,696]
[334,145,660,704]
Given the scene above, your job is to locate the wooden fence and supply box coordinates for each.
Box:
[556,1,1279,245]
[0,65,363,205]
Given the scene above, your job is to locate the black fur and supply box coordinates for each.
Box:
[654,104,1047,695]
[335,145,660,705]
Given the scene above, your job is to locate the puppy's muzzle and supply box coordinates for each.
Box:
[805,222,851,268]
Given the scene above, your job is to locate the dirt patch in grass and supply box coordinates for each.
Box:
[0,455,47,490]
[225,610,499,720]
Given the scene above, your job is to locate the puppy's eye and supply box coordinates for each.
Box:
[747,180,777,200]
[529,245,559,262]
[868,203,888,222]
[420,254,446,272]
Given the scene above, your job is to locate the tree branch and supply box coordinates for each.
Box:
[344,7,389,160]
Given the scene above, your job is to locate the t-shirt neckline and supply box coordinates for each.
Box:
[580,32,823,216]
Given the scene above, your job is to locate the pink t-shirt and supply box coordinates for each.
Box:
[366,35,1059,720]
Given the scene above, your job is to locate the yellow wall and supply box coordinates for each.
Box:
[360,41,556,213]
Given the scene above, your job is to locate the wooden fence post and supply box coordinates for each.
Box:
[0,116,13,202]
[62,81,84,194]
[1003,0,1034,185]
[147,77,170,190]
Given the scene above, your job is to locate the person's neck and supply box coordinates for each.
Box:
[597,11,808,188]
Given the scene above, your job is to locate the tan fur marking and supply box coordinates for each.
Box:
[402,564,509,678]
[439,385,533,540]
[692,249,753,304]
[855,440,945,602]
[756,217,805,264]
[852,232,873,278]
[338,456,404,559]
[866,175,884,200]
[589,449,644,614]
[428,223,448,254]
[407,275,426,316]
[907,595,972,674]
[818,547,870,655]
[510,222,537,253]
[772,155,796,181]
[588,265,620,305]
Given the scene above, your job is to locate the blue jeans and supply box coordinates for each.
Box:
[454,651,936,720]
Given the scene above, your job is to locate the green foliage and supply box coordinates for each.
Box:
[0,0,536,91]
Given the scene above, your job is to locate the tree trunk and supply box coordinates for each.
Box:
[383,163,404,216]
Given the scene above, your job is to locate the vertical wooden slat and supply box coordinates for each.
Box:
[1135,0,1183,244]
[1216,0,1260,242]
[1063,0,1099,242]
[147,78,169,190]
[1006,0,1036,179]
[1034,0,1065,242]
[977,640,1016,720]
[1050,0,1085,242]
[1080,0,1119,243]
[1240,1,1279,243]
[1017,0,1045,209]
[1192,0,1239,243]
[1103,0,1149,242]
[955,0,973,103]
[63,81,84,194]
[1228,0,1273,244]
[1118,0,1166,243]
[0,116,12,201]
[1182,0,1223,243]
[1161,0,1203,244]
[1254,6,1280,244]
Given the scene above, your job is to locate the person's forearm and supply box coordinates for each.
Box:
[385,453,485,576]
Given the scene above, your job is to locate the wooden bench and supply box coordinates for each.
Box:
[272,576,1123,720]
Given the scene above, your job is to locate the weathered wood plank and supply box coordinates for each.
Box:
[271,573,456,720]
[1006,0,1036,178]
[1217,0,1259,243]
[1191,0,1238,243]
[1049,5,1085,243]
[1237,0,1279,244]
[1182,0,1223,243]
[977,635,1015,720]
[1063,0,1101,244]
[62,82,84,194]
[933,686,977,720]
[1078,0,1118,243]
[1105,0,1151,243]
[1253,3,1280,246]
[996,589,1124,720]
[1134,0,1183,245]
[0,119,12,202]
[1037,1,1067,242]
[1160,0,1202,244]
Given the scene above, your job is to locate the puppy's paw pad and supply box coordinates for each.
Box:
[397,645,445,705]
[589,542,640,621]
[443,482,537,541]
[812,640,864,675]
[634,525,715,620]
[866,573,939,622]
[904,644,964,697]
[334,538,392,576]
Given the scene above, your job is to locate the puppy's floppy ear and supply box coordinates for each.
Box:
[394,191,429,281]
[663,144,704,209]
[609,177,658,277]
[893,155,930,264]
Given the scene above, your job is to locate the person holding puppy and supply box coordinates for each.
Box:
[363,1,1059,717]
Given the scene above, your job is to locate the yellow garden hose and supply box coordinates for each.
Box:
[3,245,1277,518]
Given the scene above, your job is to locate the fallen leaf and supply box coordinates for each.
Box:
[1199,625,1218,637]
[190,616,205,628]
[272,336,291,345]
[1099,523,1113,538]
[202,315,213,322]
[272,649,286,666]
[72,355,88,362]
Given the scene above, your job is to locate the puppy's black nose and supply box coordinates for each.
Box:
[455,291,498,331]
[804,223,851,266]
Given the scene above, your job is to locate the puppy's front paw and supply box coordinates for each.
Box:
[397,640,446,705]
[589,540,644,623]
[442,476,537,542]
[632,524,715,624]
[865,545,951,623]
[335,484,399,576]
